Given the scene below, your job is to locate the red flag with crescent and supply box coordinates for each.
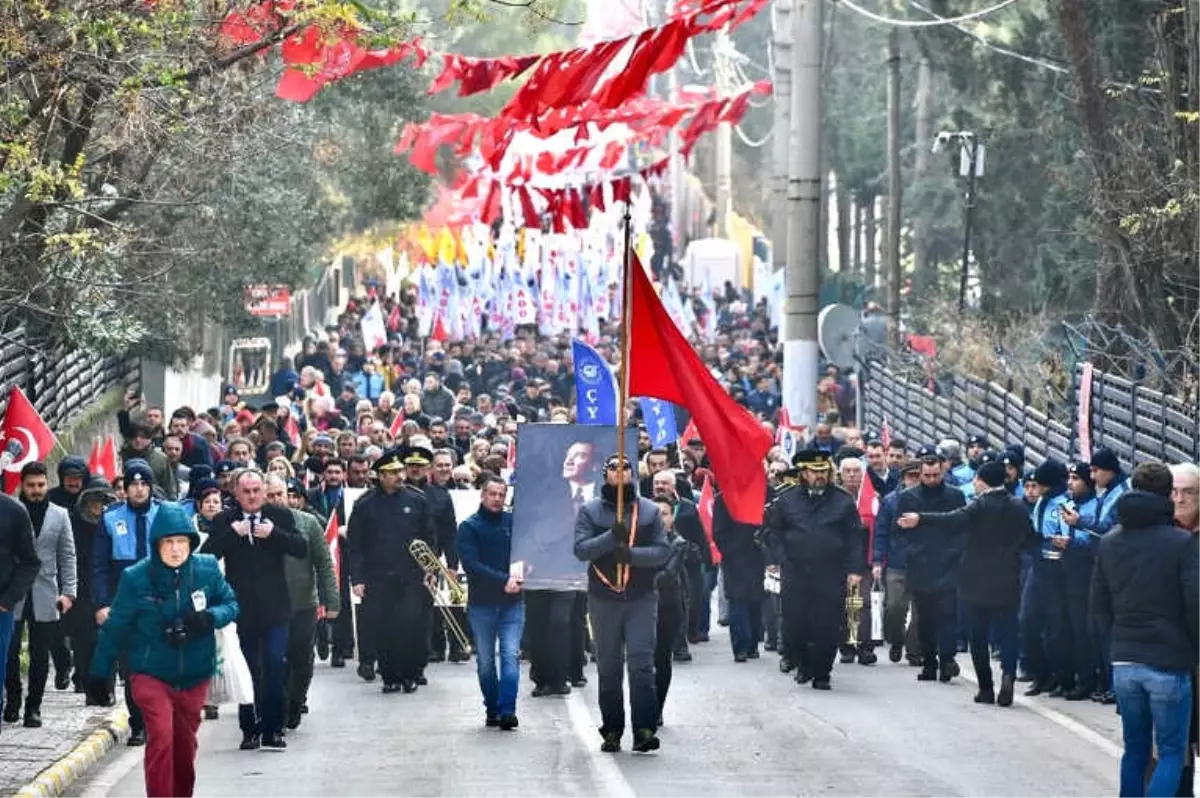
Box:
[1,387,57,493]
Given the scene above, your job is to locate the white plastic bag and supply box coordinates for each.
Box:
[210,623,255,706]
[870,582,885,643]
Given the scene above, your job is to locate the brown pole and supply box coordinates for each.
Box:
[614,199,635,587]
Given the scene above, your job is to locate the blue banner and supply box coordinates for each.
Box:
[639,398,678,448]
[572,339,618,426]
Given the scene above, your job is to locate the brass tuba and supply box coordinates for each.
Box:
[409,539,471,653]
[844,581,864,648]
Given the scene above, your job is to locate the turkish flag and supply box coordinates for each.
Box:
[388,408,406,440]
[696,475,722,565]
[89,435,119,481]
[857,471,879,566]
[324,511,341,588]
[679,418,700,446]
[1,386,56,493]
[627,257,770,524]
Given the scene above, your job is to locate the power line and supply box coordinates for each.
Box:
[835,0,1022,27]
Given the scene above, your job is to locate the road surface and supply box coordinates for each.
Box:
[71,628,1123,797]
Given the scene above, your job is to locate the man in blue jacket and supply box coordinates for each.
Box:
[89,502,238,798]
[458,474,523,731]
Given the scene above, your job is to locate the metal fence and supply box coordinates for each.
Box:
[862,362,1198,470]
[0,326,140,433]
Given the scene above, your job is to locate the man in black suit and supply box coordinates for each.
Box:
[202,470,307,751]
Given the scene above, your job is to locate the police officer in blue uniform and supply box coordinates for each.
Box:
[1055,462,1101,700]
[1021,458,1072,697]
[1083,447,1130,703]
[92,459,161,745]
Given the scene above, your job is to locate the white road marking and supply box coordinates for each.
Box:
[566,690,637,798]
[959,669,1123,758]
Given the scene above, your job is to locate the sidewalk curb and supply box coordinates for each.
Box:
[13,708,131,798]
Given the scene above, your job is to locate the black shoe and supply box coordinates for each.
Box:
[974,689,996,705]
[600,731,622,753]
[286,707,303,729]
[532,685,552,698]
[357,662,376,682]
[746,649,760,660]
[917,670,939,682]
[261,734,287,751]
[416,675,428,686]
[127,728,147,747]
[940,660,960,682]
[673,650,693,662]
[998,675,1015,707]
[632,729,660,752]
[3,704,18,724]
[382,683,402,694]
[1066,686,1094,701]
[811,679,831,691]
[23,711,42,728]
[55,673,71,691]
[300,704,309,714]
[906,656,924,667]
[486,715,500,727]
[1016,671,1034,683]
[316,637,329,661]
[858,649,878,666]
[696,634,710,642]
[733,652,748,663]
[764,641,777,652]
[1048,685,1067,698]
[889,644,903,663]
[550,684,572,696]
[779,658,795,674]
[330,654,346,668]
[449,652,472,663]
[571,677,588,688]
[428,652,446,663]
[1025,681,1051,697]
[401,680,418,694]
[1101,690,1116,705]
[204,705,219,720]
[498,715,519,731]
[717,618,729,627]
[1090,689,1105,702]
[957,641,969,653]
[239,733,260,751]
[839,651,856,664]
[794,671,812,685]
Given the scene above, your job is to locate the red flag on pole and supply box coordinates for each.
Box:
[388,409,406,440]
[679,417,700,446]
[627,256,771,524]
[0,387,57,493]
[696,475,722,565]
[87,439,101,477]
[857,472,879,565]
[324,510,341,588]
[92,435,119,481]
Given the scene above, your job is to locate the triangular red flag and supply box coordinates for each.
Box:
[87,439,101,477]
[96,435,118,481]
[388,408,406,440]
[284,415,301,448]
[856,470,879,567]
[697,475,722,565]
[679,417,700,446]
[324,510,341,588]
[1,387,57,493]
[627,256,770,523]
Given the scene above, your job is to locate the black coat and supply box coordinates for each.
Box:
[0,494,39,610]
[894,484,967,593]
[574,494,670,602]
[917,488,1035,608]
[346,487,435,586]
[712,493,765,602]
[201,503,307,629]
[673,500,710,567]
[1090,490,1199,673]
[764,484,862,596]
[423,482,459,570]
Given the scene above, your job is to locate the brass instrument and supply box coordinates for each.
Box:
[844,581,864,648]
[408,539,472,654]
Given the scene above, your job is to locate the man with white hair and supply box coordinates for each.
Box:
[1171,464,1199,533]
[837,456,877,666]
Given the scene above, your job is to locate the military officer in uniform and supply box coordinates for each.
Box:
[763,449,864,690]
[346,448,436,694]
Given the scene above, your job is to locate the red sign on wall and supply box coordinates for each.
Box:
[246,285,291,317]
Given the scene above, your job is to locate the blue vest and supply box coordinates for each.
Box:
[950,462,975,487]
[103,501,161,562]
[1033,493,1070,560]
[1058,494,1099,550]
[1093,477,1130,536]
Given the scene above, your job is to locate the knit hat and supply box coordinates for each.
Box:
[1068,461,1095,492]
[1034,458,1068,489]
[1090,447,1121,474]
[976,461,1007,488]
[192,478,221,503]
[124,458,154,486]
[1002,444,1025,470]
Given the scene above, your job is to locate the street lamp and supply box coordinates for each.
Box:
[932,131,985,313]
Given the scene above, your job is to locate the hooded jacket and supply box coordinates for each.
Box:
[1089,490,1198,673]
[48,456,91,510]
[90,503,239,690]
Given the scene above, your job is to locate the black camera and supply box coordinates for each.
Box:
[164,620,189,647]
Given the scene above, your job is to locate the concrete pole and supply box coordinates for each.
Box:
[770,0,792,275]
[713,27,733,238]
[885,27,902,349]
[668,65,682,251]
[783,0,822,434]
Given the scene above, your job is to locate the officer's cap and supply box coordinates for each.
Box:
[213,460,238,476]
[915,444,941,461]
[402,445,434,467]
[792,448,832,472]
[967,434,989,448]
[374,448,406,473]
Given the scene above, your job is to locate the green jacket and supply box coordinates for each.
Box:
[91,503,238,691]
[285,509,340,614]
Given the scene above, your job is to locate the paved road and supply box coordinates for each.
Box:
[71,624,1124,798]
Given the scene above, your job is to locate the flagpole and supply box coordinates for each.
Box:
[614,192,635,587]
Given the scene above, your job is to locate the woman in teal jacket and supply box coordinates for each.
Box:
[89,502,238,798]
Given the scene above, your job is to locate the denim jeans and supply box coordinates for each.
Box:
[237,623,290,738]
[467,602,524,718]
[0,610,12,732]
[727,599,761,657]
[697,567,718,636]
[1113,663,1194,797]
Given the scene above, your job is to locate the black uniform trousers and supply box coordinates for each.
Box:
[525,590,574,689]
[332,543,356,659]
[655,597,684,713]
[913,589,958,675]
[62,600,97,691]
[5,605,56,715]
[369,578,426,684]
[781,584,843,682]
[570,592,589,681]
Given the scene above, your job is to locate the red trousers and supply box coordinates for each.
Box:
[130,674,209,798]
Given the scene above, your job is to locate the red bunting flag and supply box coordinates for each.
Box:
[627,257,770,523]
[696,475,721,565]
[0,387,57,493]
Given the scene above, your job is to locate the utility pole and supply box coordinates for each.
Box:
[713,26,734,238]
[956,133,982,313]
[885,26,902,350]
[783,0,822,433]
[770,0,792,275]
[667,65,681,249]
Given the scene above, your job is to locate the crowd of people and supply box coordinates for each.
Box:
[0,256,1196,797]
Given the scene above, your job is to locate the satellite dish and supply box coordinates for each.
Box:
[818,304,860,369]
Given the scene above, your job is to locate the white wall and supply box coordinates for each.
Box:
[142,356,224,415]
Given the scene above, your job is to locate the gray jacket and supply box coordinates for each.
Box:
[14,503,77,622]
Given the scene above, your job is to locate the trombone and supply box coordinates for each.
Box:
[408,539,472,654]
